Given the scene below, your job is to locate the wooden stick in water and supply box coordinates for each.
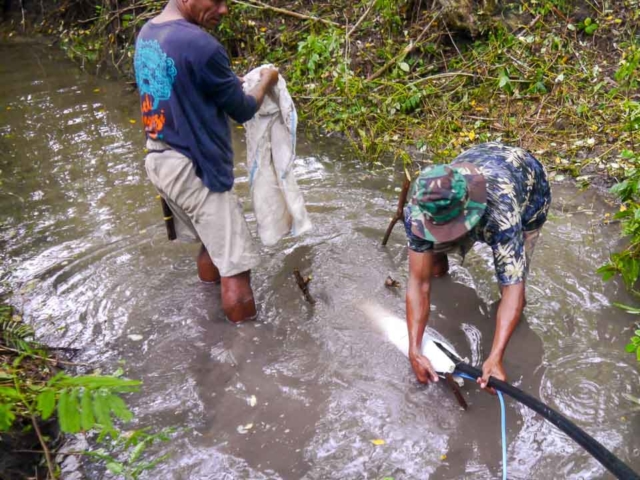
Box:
[293,269,315,304]
[381,175,411,246]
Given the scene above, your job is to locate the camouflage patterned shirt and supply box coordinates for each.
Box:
[404,143,551,285]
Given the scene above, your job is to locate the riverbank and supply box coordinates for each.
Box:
[1,0,638,184]
[1,36,640,478]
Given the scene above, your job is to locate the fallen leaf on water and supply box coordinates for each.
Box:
[129,119,136,124]
[93,88,100,93]
[440,454,447,460]
[237,423,254,434]
[371,439,386,446]
[385,276,401,288]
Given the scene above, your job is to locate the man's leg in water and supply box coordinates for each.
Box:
[221,270,257,323]
[432,253,449,278]
[197,244,221,283]
[197,245,256,322]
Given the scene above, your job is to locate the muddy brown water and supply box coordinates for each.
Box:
[1,39,640,480]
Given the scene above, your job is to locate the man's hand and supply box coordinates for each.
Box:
[259,67,279,89]
[248,67,279,109]
[409,351,439,384]
[478,355,506,395]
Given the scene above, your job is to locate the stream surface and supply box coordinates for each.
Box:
[1,39,640,480]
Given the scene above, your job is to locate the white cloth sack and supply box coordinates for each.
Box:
[242,65,312,246]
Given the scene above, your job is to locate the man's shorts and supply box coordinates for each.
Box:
[144,139,259,278]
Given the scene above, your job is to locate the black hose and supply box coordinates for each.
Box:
[455,362,639,480]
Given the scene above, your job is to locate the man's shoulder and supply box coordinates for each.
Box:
[138,19,224,55]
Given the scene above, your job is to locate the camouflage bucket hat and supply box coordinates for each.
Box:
[405,163,487,243]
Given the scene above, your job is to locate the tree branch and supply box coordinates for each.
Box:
[347,0,376,38]
[31,414,56,479]
[367,11,442,82]
[231,0,340,27]
[382,173,412,246]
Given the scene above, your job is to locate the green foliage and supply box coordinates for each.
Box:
[599,150,640,368]
[0,300,170,478]
[624,327,640,363]
[597,151,640,290]
[292,30,343,80]
[0,368,140,435]
[0,304,34,350]
[88,427,175,479]
[577,17,599,35]
[598,39,640,336]
[374,0,405,33]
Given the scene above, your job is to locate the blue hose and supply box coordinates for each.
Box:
[456,372,508,480]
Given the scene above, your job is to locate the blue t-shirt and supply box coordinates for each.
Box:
[134,19,258,192]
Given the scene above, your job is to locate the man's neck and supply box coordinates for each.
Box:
[152,0,187,23]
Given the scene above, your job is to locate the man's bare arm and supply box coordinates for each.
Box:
[406,249,439,383]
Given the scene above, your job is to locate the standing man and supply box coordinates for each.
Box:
[403,142,551,391]
[134,0,279,323]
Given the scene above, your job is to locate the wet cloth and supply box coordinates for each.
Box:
[134,19,258,193]
[242,65,312,246]
[144,139,259,277]
[404,142,551,285]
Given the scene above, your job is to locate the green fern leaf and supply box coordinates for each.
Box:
[106,462,124,475]
[58,389,71,432]
[59,376,141,390]
[93,392,114,432]
[0,314,35,350]
[58,389,81,434]
[107,394,133,422]
[0,403,16,431]
[129,441,147,463]
[81,389,95,431]
[0,387,20,400]
[36,389,56,420]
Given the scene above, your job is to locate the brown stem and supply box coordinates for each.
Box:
[381,175,412,246]
[367,12,441,82]
[0,346,87,366]
[31,415,56,479]
[347,0,376,38]
[230,0,340,27]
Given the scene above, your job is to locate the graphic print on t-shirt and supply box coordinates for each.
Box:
[134,39,177,139]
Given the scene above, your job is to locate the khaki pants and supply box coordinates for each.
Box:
[144,139,260,278]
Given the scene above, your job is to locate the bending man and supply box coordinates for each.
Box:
[404,142,551,390]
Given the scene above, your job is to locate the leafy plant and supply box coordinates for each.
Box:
[84,427,175,479]
[0,304,33,350]
[623,325,640,362]
[0,303,172,478]
[597,151,640,291]
[293,30,343,80]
